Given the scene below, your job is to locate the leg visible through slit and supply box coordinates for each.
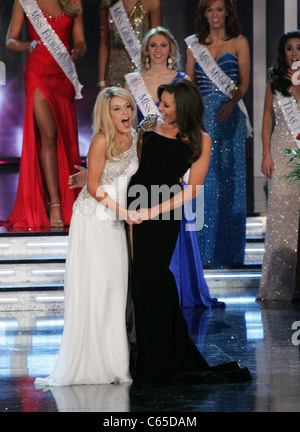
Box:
[33,88,64,227]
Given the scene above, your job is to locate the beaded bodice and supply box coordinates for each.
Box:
[73,135,138,218]
[195,52,239,97]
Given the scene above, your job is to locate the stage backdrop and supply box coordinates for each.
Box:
[1,0,300,211]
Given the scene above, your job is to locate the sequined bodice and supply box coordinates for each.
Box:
[272,92,300,144]
[195,52,239,97]
[270,93,300,173]
[108,0,149,49]
[73,137,138,218]
[107,0,150,87]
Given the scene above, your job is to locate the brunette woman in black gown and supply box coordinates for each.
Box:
[127,79,251,384]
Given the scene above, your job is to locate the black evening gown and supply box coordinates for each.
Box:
[128,128,251,384]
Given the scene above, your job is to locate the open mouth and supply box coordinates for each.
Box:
[122,117,131,128]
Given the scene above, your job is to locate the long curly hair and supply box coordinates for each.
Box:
[140,27,180,72]
[157,79,206,163]
[58,0,81,16]
[269,30,300,96]
[194,0,240,45]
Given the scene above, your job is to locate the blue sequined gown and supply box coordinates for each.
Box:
[136,72,224,308]
[195,53,247,268]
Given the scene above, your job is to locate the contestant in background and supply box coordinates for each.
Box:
[98,0,161,89]
[3,0,86,228]
[257,31,300,301]
[125,26,224,308]
[186,0,251,268]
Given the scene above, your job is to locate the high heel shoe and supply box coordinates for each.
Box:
[49,203,64,228]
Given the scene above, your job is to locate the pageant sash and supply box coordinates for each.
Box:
[276,91,300,148]
[125,72,161,118]
[19,0,83,99]
[185,34,252,137]
[110,0,141,69]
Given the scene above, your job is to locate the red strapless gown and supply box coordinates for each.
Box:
[3,12,81,228]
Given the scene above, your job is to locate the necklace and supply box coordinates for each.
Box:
[116,132,132,148]
[164,120,177,125]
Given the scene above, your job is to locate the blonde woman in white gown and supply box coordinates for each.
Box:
[35,87,140,386]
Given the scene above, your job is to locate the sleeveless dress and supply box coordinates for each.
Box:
[135,73,223,308]
[127,122,251,384]
[107,0,150,88]
[195,53,247,268]
[35,139,138,386]
[2,12,81,228]
[257,93,300,301]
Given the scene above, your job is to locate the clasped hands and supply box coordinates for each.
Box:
[69,165,157,225]
[126,208,156,225]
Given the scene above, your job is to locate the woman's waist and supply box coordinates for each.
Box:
[73,186,127,221]
[25,50,71,76]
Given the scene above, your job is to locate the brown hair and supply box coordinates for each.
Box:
[194,0,241,45]
[157,79,205,163]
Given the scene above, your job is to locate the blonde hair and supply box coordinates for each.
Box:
[140,27,180,72]
[58,0,81,16]
[92,87,137,160]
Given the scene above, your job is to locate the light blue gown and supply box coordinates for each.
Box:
[195,53,247,268]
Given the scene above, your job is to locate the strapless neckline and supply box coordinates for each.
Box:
[214,52,237,62]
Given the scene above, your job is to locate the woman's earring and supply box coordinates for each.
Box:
[167,57,173,69]
[145,54,150,69]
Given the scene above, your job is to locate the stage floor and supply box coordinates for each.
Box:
[0,164,299,414]
[1,297,300,413]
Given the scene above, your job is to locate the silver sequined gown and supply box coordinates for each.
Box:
[35,137,138,386]
[257,93,300,301]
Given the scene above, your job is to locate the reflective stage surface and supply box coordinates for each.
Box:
[1,297,300,412]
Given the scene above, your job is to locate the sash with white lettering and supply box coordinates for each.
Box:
[125,72,161,118]
[19,0,83,99]
[185,34,252,137]
[110,0,141,69]
[276,91,300,148]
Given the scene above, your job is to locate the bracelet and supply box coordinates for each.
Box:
[97,80,106,88]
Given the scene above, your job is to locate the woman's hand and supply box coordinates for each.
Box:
[137,206,160,221]
[216,101,235,122]
[69,165,87,189]
[29,40,40,53]
[126,210,142,225]
[261,153,274,179]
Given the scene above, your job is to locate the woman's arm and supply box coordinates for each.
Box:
[261,82,274,179]
[185,47,196,82]
[98,1,110,88]
[70,0,86,61]
[216,35,250,121]
[146,0,162,27]
[87,134,141,225]
[138,132,211,219]
[6,1,30,52]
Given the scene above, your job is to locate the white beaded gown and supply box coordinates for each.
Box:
[35,137,138,386]
[257,93,300,301]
